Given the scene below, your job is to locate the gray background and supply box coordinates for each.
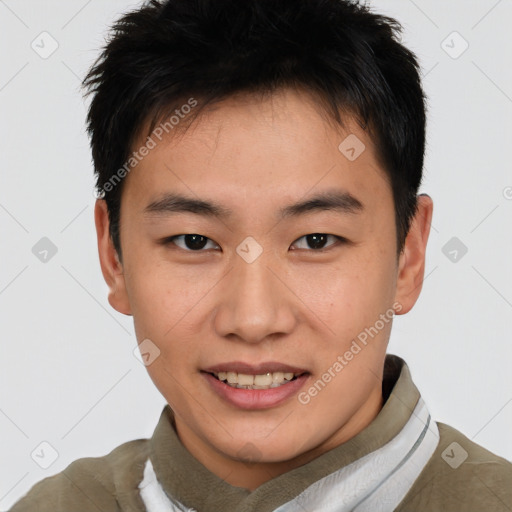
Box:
[1,0,511,508]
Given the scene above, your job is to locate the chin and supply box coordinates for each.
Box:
[226,436,307,465]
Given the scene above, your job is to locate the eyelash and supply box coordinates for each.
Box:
[162,233,346,252]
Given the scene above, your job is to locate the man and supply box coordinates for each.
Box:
[10,0,512,510]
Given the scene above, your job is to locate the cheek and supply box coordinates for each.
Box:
[127,265,208,404]
[297,251,395,338]
[124,249,214,336]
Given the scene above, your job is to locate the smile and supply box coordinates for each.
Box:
[210,371,304,390]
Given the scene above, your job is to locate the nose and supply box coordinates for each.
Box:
[213,249,297,344]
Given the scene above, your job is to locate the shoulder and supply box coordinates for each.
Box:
[8,438,150,512]
[396,422,512,512]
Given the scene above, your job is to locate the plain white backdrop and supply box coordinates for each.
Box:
[1,0,511,509]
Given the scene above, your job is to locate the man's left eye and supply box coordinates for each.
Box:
[290,233,344,251]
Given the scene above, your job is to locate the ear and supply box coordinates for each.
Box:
[94,199,132,316]
[394,194,434,315]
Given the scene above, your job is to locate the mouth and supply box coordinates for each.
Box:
[201,362,310,409]
[206,370,306,390]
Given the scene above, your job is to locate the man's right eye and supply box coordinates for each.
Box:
[162,234,220,251]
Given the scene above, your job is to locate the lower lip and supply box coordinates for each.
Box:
[202,372,310,410]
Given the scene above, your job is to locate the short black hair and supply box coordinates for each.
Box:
[82,0,426,261]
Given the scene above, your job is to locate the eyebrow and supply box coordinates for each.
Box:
[143,189,364,220]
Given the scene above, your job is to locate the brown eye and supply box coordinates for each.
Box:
[165,234,219,251]
[291,233,343,251]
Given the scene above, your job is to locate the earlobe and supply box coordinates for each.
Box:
[394,194,434,315]
[94,199,132,316]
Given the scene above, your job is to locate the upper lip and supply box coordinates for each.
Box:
[202,361,308,375]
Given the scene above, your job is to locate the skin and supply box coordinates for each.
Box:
[95,87,433,490]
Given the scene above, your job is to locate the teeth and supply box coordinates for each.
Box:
[238,374,254,386]
[212,370,303,389]
[254,373,273,386]
[272,371,284,383]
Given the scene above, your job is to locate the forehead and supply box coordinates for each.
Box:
[122,88,392,218]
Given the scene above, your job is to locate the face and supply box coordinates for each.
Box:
[95,88,432,487]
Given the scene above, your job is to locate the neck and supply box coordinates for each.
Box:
[175,386,384,491]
